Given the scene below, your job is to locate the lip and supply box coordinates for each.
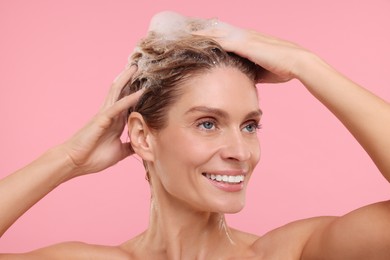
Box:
[202,170,247,192]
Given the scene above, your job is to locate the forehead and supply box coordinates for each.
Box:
[174,67,259,113]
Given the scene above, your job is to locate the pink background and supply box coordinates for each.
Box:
[1,0,389,253]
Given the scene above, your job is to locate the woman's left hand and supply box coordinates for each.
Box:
[192,22,312,84]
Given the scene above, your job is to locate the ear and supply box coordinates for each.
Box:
[127,112,155,161]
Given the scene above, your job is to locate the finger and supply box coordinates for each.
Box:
[191,28,228,38]
[104,89,144,119]
[257,72,291,84]
[102,65,138,109]
[113,64,137,86]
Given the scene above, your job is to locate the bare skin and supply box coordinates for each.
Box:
[1,25,390,259]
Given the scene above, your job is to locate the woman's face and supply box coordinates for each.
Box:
[149,67,261,213]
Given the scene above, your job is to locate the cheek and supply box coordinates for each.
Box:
[243,134,261,170]
[164,131,204,158]
[255,132,262,154]
[154,129,215,177]
[253,140,261,165]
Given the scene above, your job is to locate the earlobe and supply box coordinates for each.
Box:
[127,112,154,161]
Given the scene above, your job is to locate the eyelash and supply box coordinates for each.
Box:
[196,119,218,131]
[244,122,262,133]
[196,119,262,133]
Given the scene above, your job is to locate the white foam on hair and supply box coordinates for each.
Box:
[148,11,188,40]
[147,11,244,42]
[128,11,245,77]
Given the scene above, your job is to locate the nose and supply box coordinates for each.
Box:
[220,130,252,162]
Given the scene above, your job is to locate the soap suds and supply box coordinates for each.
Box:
[147,11,244,43]
[128,11,245,80]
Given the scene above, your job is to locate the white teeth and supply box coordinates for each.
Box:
[205,173,244,184]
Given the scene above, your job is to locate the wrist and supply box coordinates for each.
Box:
[44,145,81,182]
[293,51,332,83]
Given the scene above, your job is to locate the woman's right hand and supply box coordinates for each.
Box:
[0,65,142,238]
[61,65,143,177]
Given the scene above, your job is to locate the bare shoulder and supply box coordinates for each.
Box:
[0,241,132,260]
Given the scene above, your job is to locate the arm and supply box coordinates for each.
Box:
[0,146,74,238]
[295,53,390,180]
[302,201,390,260]
[0,65,141,238]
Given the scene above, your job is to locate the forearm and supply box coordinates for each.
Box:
[296,53,390,180]
[0,146,76,237]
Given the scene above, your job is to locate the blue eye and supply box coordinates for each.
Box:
[201,121,214,130]
[197,120,216,130]
[244,122,262,133]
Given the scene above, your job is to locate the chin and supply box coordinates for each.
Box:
[221,208,244,214]
[212,197,246,214]
[222,205,245,214]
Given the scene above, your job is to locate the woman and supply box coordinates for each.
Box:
[1,12,389,259]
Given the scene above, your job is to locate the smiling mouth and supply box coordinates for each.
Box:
[202,173,244,184]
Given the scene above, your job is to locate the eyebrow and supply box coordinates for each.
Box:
[185,106,263,120]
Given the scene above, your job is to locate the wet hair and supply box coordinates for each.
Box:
[124,32,263,131]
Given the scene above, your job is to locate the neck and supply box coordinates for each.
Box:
[137,182,237,259]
